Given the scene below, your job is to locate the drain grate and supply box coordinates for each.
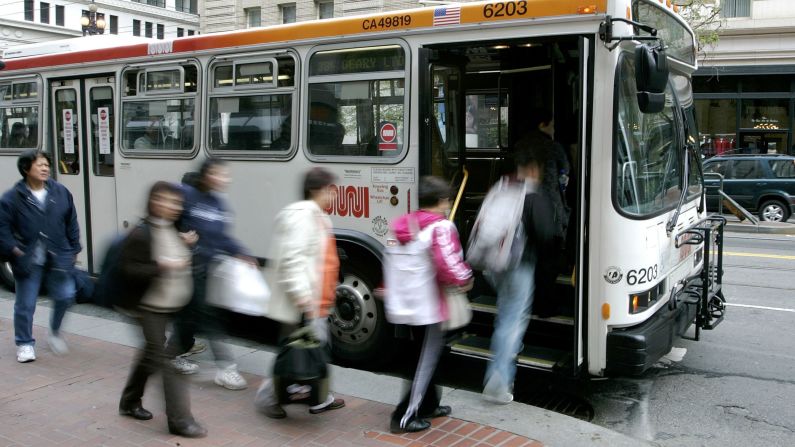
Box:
[516,390,594,421]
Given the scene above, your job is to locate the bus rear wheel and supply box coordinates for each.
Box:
[0,261,14,291]
[329,265,391,365]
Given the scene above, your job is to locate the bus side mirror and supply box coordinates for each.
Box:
[635,44,668,114]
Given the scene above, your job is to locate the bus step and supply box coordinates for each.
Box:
[449,335,566,370]
[470,295,574,326]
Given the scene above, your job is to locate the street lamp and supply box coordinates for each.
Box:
[81,1,106,36]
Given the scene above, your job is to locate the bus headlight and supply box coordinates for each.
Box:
[629,281,666,314]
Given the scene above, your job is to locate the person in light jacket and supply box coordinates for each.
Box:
[0,150,80,363]
[257,167,345,419]
[386,176,473,434]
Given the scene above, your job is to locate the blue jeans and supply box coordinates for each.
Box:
[484,261,535,394]
[14,264,76,346]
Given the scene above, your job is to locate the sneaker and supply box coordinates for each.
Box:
[48,333,69,355]
[16,345,36,363]
[171,357,199,375]
[214,364,248,390]
[180,341,207,357]
[482,375,513,404]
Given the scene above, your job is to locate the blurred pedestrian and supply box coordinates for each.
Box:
[117,181,206,438]
[515,109,570,240]
[482,146,554,404]
[165,158,254,390]
[257,167,344,419]
[385,176,473,433]
[0,149,80,363]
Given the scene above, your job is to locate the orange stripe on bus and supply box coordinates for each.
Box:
[2,0,607,72]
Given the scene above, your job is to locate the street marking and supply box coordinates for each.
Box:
[726,303,795,313]
[724,251,795,261]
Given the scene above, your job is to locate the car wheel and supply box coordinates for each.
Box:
[759,200,790,222]
[0,261,15,291]
[329,263,392,366]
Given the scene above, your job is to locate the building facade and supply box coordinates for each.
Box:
[0,0,201,52]
[695,0,795,157]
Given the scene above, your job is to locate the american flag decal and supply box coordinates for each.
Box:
[433,6,461,26]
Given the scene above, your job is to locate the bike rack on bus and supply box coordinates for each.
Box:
[671,215,727,341]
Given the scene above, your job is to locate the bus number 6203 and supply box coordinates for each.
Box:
[483,1,528,18]
[627,265,658,286]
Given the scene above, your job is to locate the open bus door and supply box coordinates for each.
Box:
[419,48,466,192]
[420,36,591,377]
[50,77,118,274]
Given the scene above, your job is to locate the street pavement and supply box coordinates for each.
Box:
[0,295,646,447]
[587,230,795,446]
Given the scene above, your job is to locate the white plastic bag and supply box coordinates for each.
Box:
[207,255,270,316]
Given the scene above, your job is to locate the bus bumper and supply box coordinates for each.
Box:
[605,300,697,376]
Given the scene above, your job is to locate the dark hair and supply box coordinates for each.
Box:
[515,145,545,169]
[303,167,336,200]
[147,181,183,216]
[181,171,201,188]
[418,176,451,208]
[17,149,51,178]
[528,108,553,128]
[197,158,226,192]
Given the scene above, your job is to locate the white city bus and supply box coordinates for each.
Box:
[0,0,726,377]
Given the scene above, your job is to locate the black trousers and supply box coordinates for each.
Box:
[390,324,444,427]
[120,310,193,425]
[165,259,232,365]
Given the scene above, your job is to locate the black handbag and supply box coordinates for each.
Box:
[272,325,330,381]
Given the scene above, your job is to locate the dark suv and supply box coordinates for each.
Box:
[703,154,795,222]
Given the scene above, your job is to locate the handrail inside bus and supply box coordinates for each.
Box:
[449,166,469,222]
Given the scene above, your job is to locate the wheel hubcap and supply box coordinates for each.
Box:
[763,205,784,222]
[329,274,377,346]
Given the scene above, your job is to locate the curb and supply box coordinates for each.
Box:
[724,222,795,235]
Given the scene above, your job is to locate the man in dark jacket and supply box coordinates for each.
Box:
[0,150,81,363]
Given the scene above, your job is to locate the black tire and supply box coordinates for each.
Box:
[759,199,790,222]
[0,261,15,292]
[329,263,392,366]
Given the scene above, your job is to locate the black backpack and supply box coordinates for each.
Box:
[94,223,150,309]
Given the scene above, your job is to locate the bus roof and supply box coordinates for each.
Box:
[0,0,610,73]
[2,35,158,60]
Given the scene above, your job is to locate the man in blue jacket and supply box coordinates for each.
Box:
[0,150,81,363]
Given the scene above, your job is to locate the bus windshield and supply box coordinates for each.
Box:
[633,0,695,66]
[614,54,682,217]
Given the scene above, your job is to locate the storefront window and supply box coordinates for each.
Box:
[693,75,739,94]
[741,99,789,131]
[695,98,737,157]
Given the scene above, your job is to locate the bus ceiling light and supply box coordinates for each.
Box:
[577,5,597,14]
[601,303,610,320]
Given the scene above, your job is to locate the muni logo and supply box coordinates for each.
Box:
[147,41,174,56]
[324,185,369,218]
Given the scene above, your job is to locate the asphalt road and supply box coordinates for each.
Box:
[586,231,795,447]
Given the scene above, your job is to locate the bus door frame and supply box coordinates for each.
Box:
[418,47,467,212]
[49,76,117,274]
[574,36,594,376]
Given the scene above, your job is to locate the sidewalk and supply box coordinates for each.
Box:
[0,295,648,447]
[721,214,795,235]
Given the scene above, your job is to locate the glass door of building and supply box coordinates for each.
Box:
[738,131,790,155]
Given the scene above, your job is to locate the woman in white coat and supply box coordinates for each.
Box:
[257,167,345,419]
